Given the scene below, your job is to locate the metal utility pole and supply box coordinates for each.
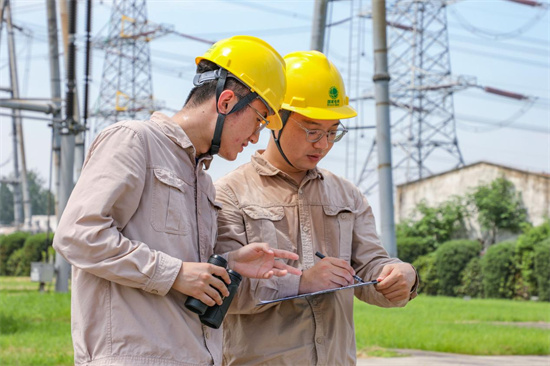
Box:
[55,0,81,293]
[311,0,329,51]
[92,0,156,137]
[357,0,465,193]
[1,0,32,229]
[371,0,396,257]
[60,0,84,178]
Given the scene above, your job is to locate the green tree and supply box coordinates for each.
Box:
[0,182,14,224]
[0,170,54,224]
[397,196,468,245]
[27,170,55,215]
[469,177,528,246]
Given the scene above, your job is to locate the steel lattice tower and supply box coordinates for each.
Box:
[356,0,465,193]
[93,0,155,136]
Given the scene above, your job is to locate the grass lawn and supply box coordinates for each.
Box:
[1,277,549,364]
[355,295,550,356]
[0,277,72,365]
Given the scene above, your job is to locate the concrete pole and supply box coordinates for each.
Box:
[55,0,79,293]
[46,0,62,218]
[5,0,32,230]
[46,0,71,292]
[372,0,397,257]
[54,132,74,293]
[60,0,84,179]
[310,0,329,51]
[0,1,22,227]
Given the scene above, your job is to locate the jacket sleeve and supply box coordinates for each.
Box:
[351,190,417,307]
[214,182,300,314]
[53,125,181,296]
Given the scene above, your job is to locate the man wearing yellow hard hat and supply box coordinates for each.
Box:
[215,50,418,365]
[53,36,301,365]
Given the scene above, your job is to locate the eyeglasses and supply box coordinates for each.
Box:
[247,103,270,135]
[290,117,348,143]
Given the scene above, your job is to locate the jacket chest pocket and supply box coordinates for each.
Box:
[242,205,293,251]
[322,205,354,261]
[151,168,192,235]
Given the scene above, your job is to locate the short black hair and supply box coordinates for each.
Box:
[184,60,251,108]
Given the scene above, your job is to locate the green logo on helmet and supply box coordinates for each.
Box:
[328,86,340,106]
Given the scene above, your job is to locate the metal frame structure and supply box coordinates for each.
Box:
[93,0,156,136]
[356,0,465,193]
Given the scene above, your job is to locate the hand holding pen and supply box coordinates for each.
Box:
[315,251,365,283]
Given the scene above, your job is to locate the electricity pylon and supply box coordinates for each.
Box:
[356,0,466,193]
[92,0,157,136]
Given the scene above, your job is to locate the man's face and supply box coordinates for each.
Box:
[279,113,342,171]
[218,98,269,161]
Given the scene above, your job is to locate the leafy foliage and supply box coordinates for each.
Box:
[481,241,517,299]
[0,232,30,275]
[396,236,435,264]
[0,182,14,224]
[457,257,484,298]
[397,196,468,245]
[434,240,481,296]
[412,252,438,295]
[533,238,550,302]
[514,220,550,298]
[0,170,55,225]
[469,177,528,245]
[5,233,53,276]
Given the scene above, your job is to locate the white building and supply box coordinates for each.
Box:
[396,161,550,242]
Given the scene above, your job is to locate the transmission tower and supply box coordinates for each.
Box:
[355,0,465,193]
[92,0,156,136]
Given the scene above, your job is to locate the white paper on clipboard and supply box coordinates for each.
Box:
[257,279,378,305]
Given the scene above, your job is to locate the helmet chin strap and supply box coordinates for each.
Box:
[271,110,297,169]
[194,68,257,156]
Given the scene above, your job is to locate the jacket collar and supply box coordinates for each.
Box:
[151,111,213,170]
[251,150,323,182]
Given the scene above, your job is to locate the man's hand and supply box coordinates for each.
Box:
[228,243,302,279]
[299,256,355,294]
[375,263,417,302]
[172,262,231,307]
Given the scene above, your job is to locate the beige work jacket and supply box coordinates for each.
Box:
[53,113,222,365]
[214,151,415,366]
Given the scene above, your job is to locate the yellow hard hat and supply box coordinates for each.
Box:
[196,35,286,130]
[281,50,357,120]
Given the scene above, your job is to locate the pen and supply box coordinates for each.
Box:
[315,251,364,283]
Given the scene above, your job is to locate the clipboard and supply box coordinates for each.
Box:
[257,279,378,305]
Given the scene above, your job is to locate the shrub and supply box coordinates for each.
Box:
[456,257,483,298]
[481,241,517,299]
[0,231,30,275]
[396,236,435,264]
[434,240,481,297]
[412,252,438,295]
[6,233,54,276]
[514,220,550,298]
[533,238,550,302]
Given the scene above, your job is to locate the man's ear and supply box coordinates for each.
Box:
[217,89,237,114]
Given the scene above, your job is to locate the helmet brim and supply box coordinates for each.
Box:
[282,104,357,121]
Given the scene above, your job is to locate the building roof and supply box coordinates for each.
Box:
[396,161,550,188]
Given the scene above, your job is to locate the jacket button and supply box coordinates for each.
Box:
[316,337,323,344]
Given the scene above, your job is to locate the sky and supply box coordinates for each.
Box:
[1,0,549,223]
